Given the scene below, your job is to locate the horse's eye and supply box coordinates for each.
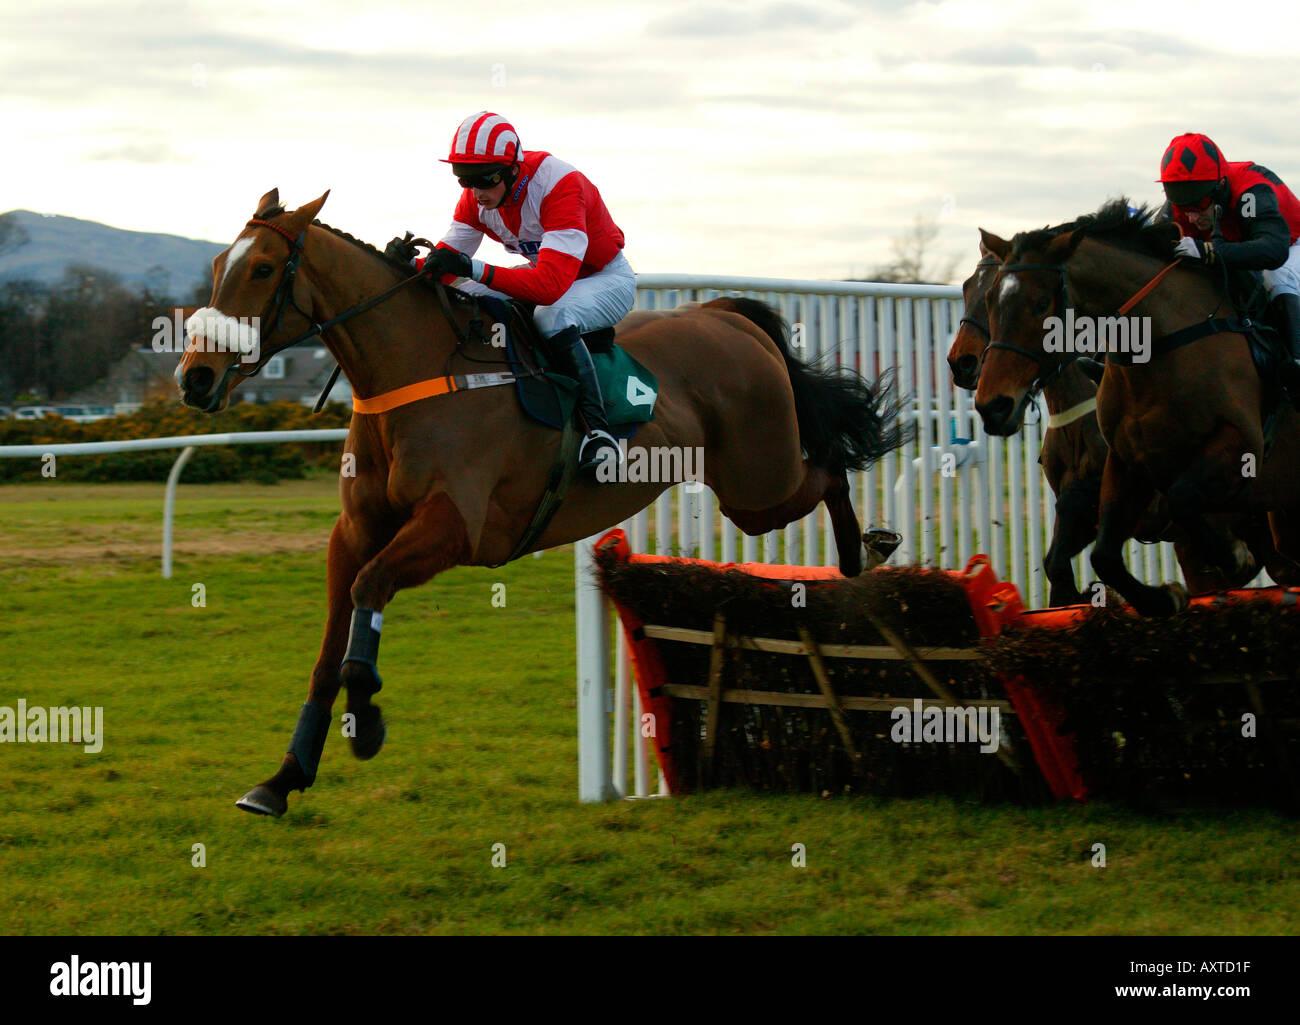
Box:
[251,264,274,280]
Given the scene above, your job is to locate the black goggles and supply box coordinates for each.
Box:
[1163,179,1219,208]
[456,167,507,189]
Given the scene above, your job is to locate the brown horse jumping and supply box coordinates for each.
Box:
[948,237,1279,603]
[176,189,910,816]
[976,199,1300,615]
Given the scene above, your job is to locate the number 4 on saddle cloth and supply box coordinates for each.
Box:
[475,295,659,436]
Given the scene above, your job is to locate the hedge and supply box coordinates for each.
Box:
[0,400,353,483]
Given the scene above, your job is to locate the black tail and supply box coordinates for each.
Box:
[713,297,914,474]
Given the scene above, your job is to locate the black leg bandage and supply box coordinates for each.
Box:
[288,702,331,787]
[341,606,384,695]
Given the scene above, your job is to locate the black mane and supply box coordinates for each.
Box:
[311,219,420,277]
[1011,197,1171,260]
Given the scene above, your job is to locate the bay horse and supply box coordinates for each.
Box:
[949,239,1108,604]
[176,189,910,816]
[948,238,1276,603]
[976,199,1300,615]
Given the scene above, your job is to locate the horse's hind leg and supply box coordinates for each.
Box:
[719,465,870,576]
[237,516,365,817]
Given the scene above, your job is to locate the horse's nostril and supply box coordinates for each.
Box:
[979,395,1014,425]
[184,365,214,394]
[956,355,978,376]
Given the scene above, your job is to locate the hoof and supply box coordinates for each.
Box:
[1132,582,1189,617]
[863,528,903,569]
[236,785,287,818]
[1228,540,1258,588]
[1048,588,1086,608]
[349,703,386,761]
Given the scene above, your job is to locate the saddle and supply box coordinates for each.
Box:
[460,293,656,435]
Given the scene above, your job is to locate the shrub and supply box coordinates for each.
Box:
[0,400,353,483]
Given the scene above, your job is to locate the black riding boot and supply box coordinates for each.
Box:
[547,324,622,474]
[1269,293,1300,409]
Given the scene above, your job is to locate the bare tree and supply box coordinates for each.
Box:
[859,214,960,285]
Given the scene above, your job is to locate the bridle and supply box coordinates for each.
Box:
[205,219,469,410]
[205,218,314,406]
[956,255,1000,341]
[983,260,1074,401]
[978,250,1185,427]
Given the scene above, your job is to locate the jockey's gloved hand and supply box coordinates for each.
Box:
[1172,236,1215,263]
[384,232,418,264]
[423,247,473,279]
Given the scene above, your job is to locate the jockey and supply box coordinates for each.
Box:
[386,111,635,473]
[1157,132,1300,400]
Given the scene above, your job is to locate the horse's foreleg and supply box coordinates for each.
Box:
[1090,455,1188,616]
[1044,478,1101,606]
[340,491,473,760]
[237,516,363,817]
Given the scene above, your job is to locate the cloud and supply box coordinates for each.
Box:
[86,141,191,164]
[647,0,846,36]
[948,42,1041,66]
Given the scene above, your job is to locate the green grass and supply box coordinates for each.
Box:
[0,479,1296,934]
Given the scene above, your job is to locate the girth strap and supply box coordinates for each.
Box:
[351,371,517,414]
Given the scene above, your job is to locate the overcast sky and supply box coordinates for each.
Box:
[4,0,1299,283]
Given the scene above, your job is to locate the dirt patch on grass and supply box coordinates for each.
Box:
[0,531,329,566]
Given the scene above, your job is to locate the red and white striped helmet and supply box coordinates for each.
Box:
[442,111,521,165]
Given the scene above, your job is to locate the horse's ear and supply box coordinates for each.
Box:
[979,229,1011,261]
[255,188,281,219]
[285,191,331,233]
[1046,226,1087,261]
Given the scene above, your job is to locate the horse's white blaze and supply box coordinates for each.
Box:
[219,237,255,290]
[184,306,261,359]
[998,275,1019,300]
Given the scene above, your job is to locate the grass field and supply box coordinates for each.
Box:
[0,477,1297,935]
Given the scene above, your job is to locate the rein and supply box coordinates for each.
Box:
[981,256,1183,420]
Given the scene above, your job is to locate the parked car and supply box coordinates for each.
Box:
[53,405,114,423]
[14,406,58,420]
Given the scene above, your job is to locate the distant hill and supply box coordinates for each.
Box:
[0,210,223,298]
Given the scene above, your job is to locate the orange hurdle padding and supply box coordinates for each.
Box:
[957,555,1087,801]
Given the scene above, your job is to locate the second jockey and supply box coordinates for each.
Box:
[387,111,635,473]
[1157,132,1300,402]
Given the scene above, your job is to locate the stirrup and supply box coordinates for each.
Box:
[578,429,622,473]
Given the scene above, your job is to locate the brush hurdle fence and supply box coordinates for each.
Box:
[574,273,1254,802]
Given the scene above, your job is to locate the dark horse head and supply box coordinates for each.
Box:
[946,234,1003,391]
[974,199,1174,436]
